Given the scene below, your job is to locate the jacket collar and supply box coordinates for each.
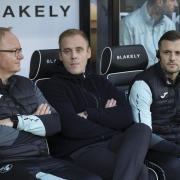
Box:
[54,66,87,81]
[141,1,165,26]
[0,75,17,93]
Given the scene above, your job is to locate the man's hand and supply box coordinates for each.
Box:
[0,118,13,127]
[0,104,51,128]
[105,98,117,108]
[77,111,88,119]
[33,103,51,115]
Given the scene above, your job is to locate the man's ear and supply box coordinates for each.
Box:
[156,50,161,62]
[59,52,63,61]
[156,50,160,59]
[87,47,91,59]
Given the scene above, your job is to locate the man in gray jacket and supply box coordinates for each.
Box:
[120,0,177,67]
[0,27,101,180]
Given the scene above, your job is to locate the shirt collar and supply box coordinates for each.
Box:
[141,1,165,26]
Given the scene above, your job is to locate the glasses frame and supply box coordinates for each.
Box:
[0,48,22,56]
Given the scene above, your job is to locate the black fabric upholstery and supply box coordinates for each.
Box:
[29,49,61,81]
[107,70,143,96]
[100,44,148,75]
[100,45,148,94]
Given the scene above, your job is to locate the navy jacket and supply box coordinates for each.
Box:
[0,75,60,162]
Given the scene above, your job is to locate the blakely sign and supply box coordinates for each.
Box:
[1,5,70,17]
[117,54,141,60]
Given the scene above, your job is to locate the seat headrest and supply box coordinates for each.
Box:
[29,49,61,80]
[100,45,148,75]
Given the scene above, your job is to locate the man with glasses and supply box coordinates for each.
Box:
[0,27,102,180]
[120,0,178,68]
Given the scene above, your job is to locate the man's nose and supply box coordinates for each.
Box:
[170,53,176,61]
[71,50,77,59]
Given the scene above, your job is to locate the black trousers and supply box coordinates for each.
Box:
[146,138,180,180]
[70,123,153,180]
[147,150,180,180]
[0,156,102,180]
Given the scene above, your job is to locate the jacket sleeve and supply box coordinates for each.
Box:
[42,78,134,136]
[40,81,114,139]
[17,84,61,137]
[129,80,153,128]
[86,77,134,130]
[129,80,171,146]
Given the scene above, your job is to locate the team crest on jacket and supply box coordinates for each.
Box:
[0,164,13,173]
[160,92,168,99]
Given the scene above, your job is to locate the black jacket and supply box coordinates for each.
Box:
[40,67,134,157]
[133,63,180,143]
[0,75,60,163]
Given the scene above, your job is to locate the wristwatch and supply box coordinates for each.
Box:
[11,116,19,129]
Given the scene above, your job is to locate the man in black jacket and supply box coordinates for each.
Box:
[0,27,102,180]
[129,30,180,180]
[39,29,153,180]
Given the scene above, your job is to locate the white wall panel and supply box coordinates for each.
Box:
[0,0,79,77]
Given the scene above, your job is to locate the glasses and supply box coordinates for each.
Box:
[0,48,22,57]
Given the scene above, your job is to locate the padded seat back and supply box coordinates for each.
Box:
[29,49,61,81]
[100,45,148,96]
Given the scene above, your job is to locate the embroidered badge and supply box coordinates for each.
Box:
[0,164,13,173]
[160,92,168,99]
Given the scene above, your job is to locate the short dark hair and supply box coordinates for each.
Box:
[158,30,180,48]
[58,29,90,49]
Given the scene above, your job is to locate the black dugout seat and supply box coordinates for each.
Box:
[100,44,148,97]
[29,49,60,82]
[100,45,148,97]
